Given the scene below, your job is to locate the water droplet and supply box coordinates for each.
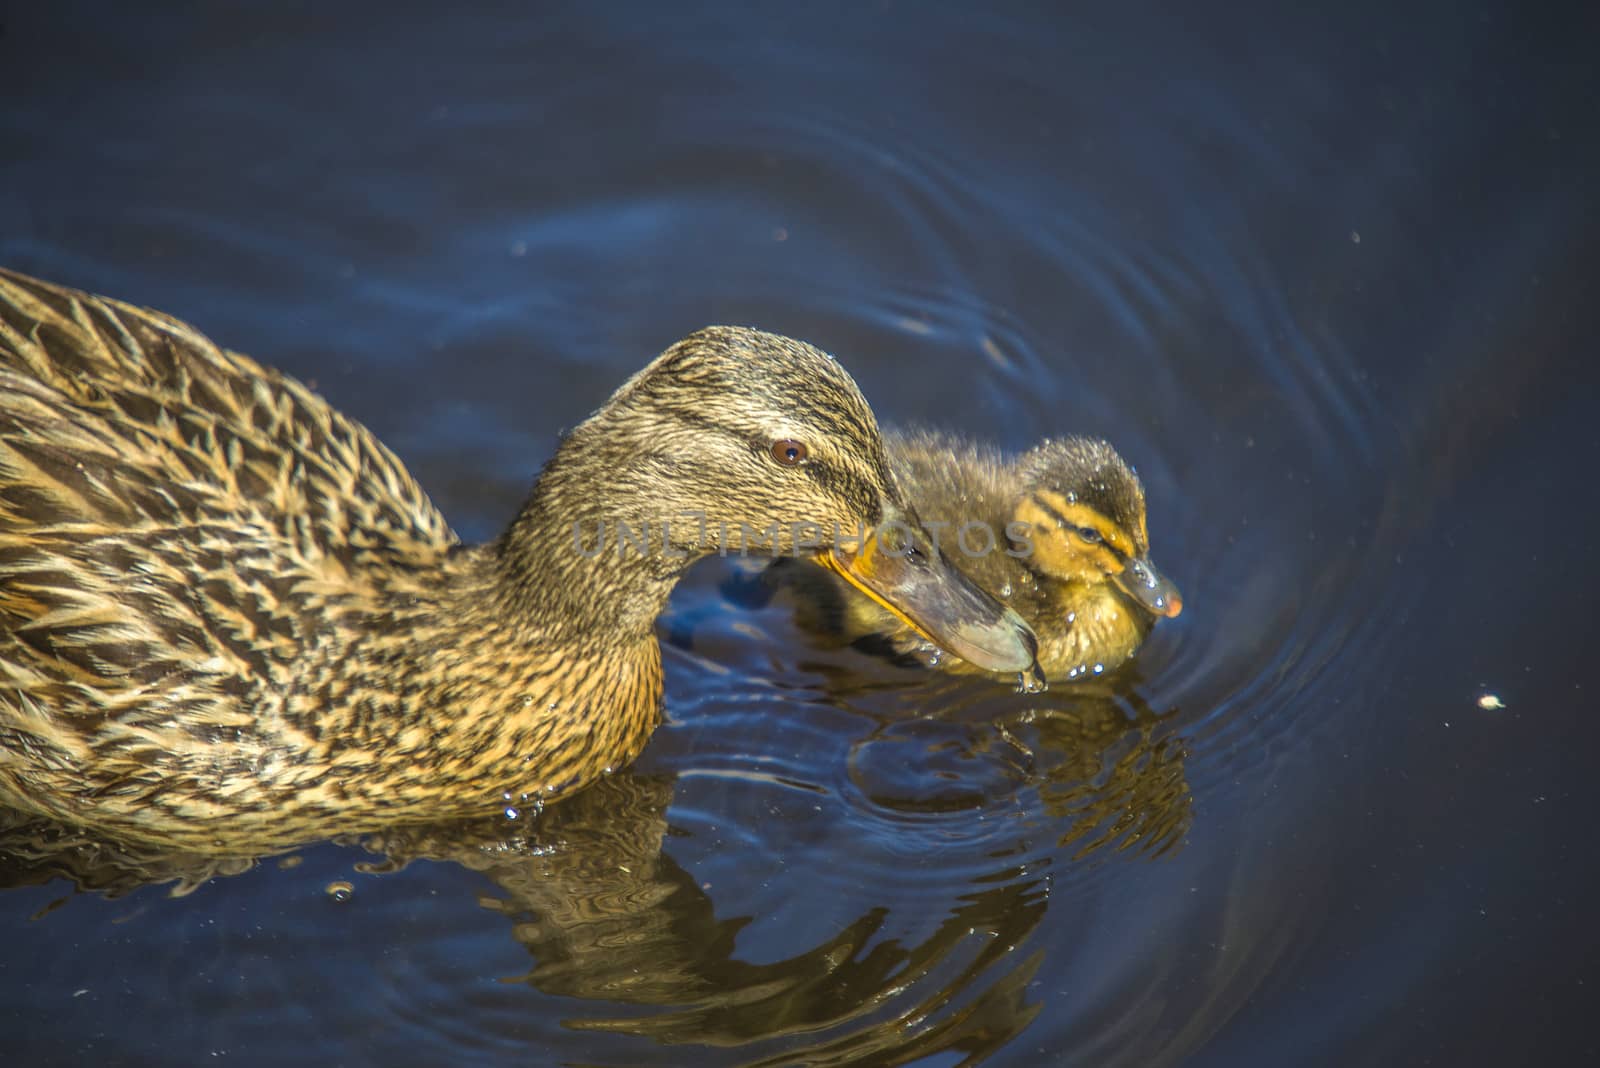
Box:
[1016,663,1048,694]
[504,806,520,821]
[325,881,354,902]
[999,581,1013,598]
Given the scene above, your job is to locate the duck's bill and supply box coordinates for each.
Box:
[816,530,1041,675]
[1115,556,1184,618]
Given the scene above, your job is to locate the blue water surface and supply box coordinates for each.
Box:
[0,1,1595,1065]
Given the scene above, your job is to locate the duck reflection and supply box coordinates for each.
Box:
[739,547,1193,863]
[1017,678,1191,861]
[803,662,1193,862]
[364,775,1054,1061]
[0,678,1189,1062]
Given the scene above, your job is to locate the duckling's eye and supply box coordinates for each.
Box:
[1075,526,1103,544]
[770,439,808,466]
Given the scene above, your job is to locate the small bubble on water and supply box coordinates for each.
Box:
[325,880,354,903]
[1477,692,1507,711]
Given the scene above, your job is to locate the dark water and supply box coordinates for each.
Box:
[1,1,1595,1065]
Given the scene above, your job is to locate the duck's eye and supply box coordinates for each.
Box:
[770,439,808,466]
[1075,526,1103,544]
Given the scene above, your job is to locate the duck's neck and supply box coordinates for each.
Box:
[493,445,704,643]
[285,445,710,826]
[307,536,672,825]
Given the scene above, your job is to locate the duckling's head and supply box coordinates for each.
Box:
[1009,437,1183,619]
[527,327,1040,677]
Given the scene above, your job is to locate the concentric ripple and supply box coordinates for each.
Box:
[2,2,1586,1066]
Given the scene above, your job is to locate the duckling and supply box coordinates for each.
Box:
[0,269,1039,851]
[777,428,1181,680]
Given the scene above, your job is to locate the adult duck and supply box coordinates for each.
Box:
[0,270,1038,850]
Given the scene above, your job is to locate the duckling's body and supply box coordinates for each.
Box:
[0,270,1036,851]
[780,428,1181,680]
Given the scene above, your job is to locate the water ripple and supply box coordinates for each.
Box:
[1,1,1586,1065]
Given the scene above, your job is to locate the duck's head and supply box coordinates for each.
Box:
[1008,438,1183,620]
[538,326,1041,677]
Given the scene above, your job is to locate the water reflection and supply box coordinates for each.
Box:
[0,668,1188,1063]
[377,777,1050,1063]
[738,562,1193,861]
[838,675,1192,863]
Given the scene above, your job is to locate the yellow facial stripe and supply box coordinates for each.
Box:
[1029,491,1137,558]
[1010,496,1121,582]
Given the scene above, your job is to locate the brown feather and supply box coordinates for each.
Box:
[775,427,1176,679]
[0,269,915,852]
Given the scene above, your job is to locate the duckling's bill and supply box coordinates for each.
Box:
[816,528,1042,677]
[1114,556,1184,618]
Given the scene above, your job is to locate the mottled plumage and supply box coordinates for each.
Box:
[0,269,1035,852]
[778,428,1182,679]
